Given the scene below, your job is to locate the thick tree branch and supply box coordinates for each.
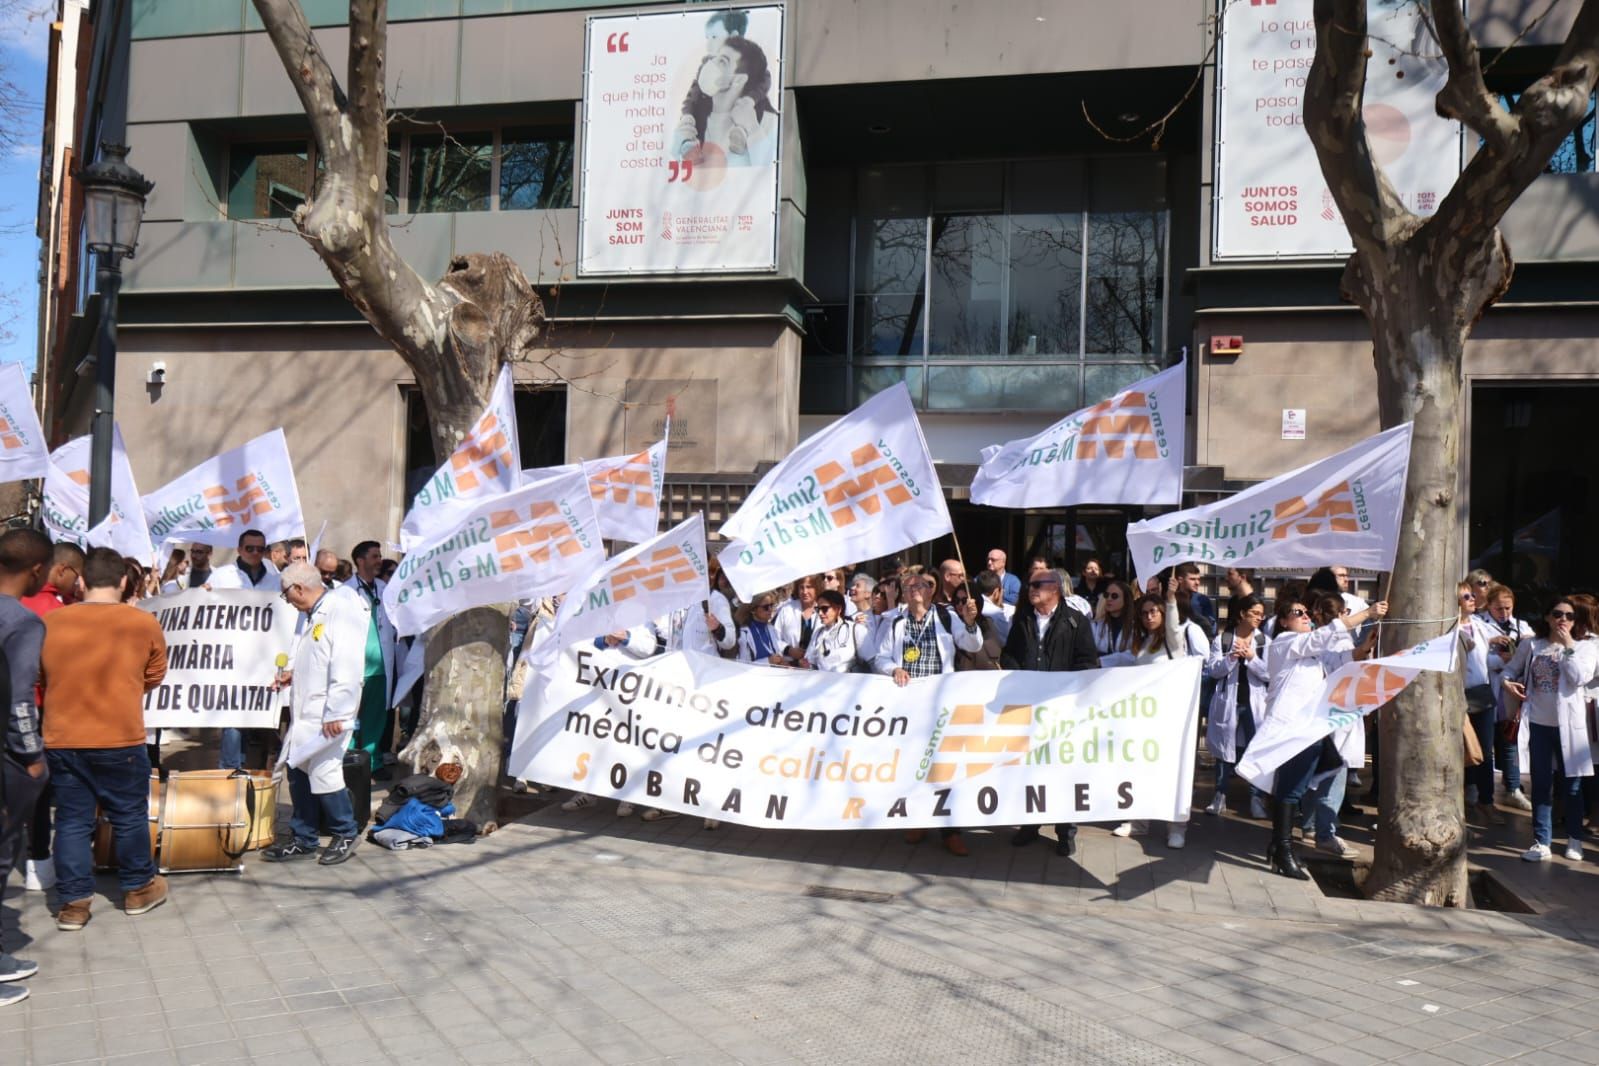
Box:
[1305,0,1412,254]
[1431,0,1520,156]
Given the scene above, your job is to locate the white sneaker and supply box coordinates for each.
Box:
[1166,828,1186,849]
[615,802,636,817]
[560,794,595,812]
[1522,843,1552,862]
[1565,839,1583,861]
[640,808,679,821]
[1316,836,1357,858]
[1505,789,1533,811]
[1249,796,1269,820]
[1110,821,1134,837]
[1204,793,1225,816]
[703,819,720,830]
[23,858,54,892]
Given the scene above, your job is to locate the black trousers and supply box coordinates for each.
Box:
[0,754,48,894]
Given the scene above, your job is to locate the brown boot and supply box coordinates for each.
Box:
[125,875,168,916]
[904,829,926,844]
[56,898,92,931]
[942,832,969,857]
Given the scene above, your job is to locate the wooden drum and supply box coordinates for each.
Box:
[158,769,281,874]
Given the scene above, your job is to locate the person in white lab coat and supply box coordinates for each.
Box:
[262,562,369,866]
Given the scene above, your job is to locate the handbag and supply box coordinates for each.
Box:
[1463,714,1484,767]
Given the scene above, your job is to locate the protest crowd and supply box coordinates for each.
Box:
[0,370,1594,1014]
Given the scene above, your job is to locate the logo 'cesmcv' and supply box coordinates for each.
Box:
[923,703,1035,783]
[493,501,585,572]
[815,443,913,528]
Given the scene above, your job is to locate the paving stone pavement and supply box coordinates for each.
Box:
[5,795,1599,1066]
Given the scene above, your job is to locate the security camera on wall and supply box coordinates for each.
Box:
[146,362,166,386]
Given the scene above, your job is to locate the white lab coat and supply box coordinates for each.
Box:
[871,607,982,676]
[652,591,737,656]
[981,598,1014,644]
[209,561,282,592]
[772,599,819,658]
[1263,622,1354,737]
[344,575,398,703]
[276,585,369,794]
[805,619,857,673]
[1205,629,1269,764]
[1504,636,1597,779]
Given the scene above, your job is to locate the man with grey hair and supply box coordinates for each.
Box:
[263,561,368,866]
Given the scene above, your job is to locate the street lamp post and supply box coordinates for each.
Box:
[78,143,153,528]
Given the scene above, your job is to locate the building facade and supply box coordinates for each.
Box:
[34,0,1598,597]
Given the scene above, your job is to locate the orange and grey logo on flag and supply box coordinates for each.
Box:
[1328,664,1411,711]
[608,544,700,602]
[451,411,514,494]
[493,501,585,573]
[815,443,913,528]
[590,449,656,510]
[204,474,274,527]
[0,416,28,452]
[1271,480,1360,539]
[925,703,1035,783]
[1074,391,1161,460]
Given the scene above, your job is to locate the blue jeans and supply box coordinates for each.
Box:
[219,728,243,770]
[1214,701,1259,799]
[1497,728,1522,794]
[47,747,155,903]
[1303,767,1348,841]
[286,767,357,846]
[1271,743,1322,805]
[1529,723,1584,846]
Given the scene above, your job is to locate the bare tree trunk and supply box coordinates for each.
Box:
[251,0,551,825]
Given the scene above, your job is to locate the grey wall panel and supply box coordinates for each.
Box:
[387,20,463,110]
[128,123,196,223]
[454,209,578,285]
[1502,173,1599,261]
[241,26,350,117]
[127,35,242,123]
[124,221,235,292]
[791,0,1207,87]
[459,12,584,105]
[389,213,457,283]
[233,221,338,289]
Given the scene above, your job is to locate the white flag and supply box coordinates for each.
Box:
[1126,422,1413,583]
[522,438,668,545]
[383,468,603,637]
[400,364,519,550]
[42,428,155,559]
[535,513,709,660]
[143,428,306,550]
[0,363,48,483]
[1237,629,1457,787]
[971,361,1184,508]
[718,383,950,600]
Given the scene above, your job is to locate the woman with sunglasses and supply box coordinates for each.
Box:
[773,575,823,668]
[1501,596,1598,862]
[1204,593,1269,818]
[1257,593,1386,879]
[1297,592,1379,857]
[1091,580,1138,659]
[802,589,858,672]
[736,594,787,666]
[1457,581,1505,825]
[858,577,901,667]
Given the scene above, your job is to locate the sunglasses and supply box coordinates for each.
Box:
[753,602,774,611]
[1474,580,1491,587]
[819,604,838,614]
[1551,609,1576,620]
[952,594,970,604]
[1288,608,1308,618]
[1029,579,1059,589]
[240,545,265,553]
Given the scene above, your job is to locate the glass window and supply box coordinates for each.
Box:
[1007,213,1083,357]
[928,214,1005,357]
[500,130,575,210]
[854,168,928,357]
[227,142,309,220]
[313,146,402,213]
[1084,211,1165,357]
[408,132,492,213]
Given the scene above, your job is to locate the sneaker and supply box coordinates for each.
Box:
[1166,828,1187,849]
[1204,793,1225,816]
[1565,839,1583,861]
[261,840,319,862]
[0,955,38,982]
[640,808,678,822]
[1249,796,1269,820]
[560,794,595,812]
[615,802,636,817]
[23,857,54,892]
[55,898,91,932]
[1505,789,1533,811]
[702,819,720,830]
[0,984,28,1007]
[1522,843,1553,862]
[318,836,358,866]
[124,875,168,916]
[1316,836,1357,858]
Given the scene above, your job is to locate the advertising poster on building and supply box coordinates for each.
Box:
[511,648,1201,831]
[1213,0,1460,259]
[141,588,298,729]
[579,5,784,275]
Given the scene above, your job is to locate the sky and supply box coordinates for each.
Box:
[0,2,52,368]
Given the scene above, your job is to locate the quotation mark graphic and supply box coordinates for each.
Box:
[606,32,630,53]
[666,159,695,183]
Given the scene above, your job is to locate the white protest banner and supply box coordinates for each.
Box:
[1126,422,1412,584]
[140,587,298,728]
[0,363,48,483]
[1237,629,1457,788]
[400,364,520,550]
[143,428,305,550]
[1214,0,1457,259]
[971,361,1184,508]
[511,649,1200,829]
[718,382,950,600]
[383,468,604,637]
[538,513,709,658]
[579,5,785,276]
[524,436,669,545]
[42,428,155,559]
